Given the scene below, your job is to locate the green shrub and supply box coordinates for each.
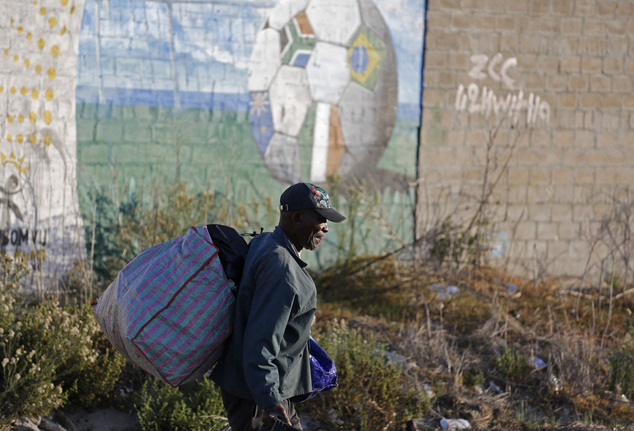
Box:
[135,377,227,431]
[86,180,265,286]
[0,256,125,425]
[609,326,634,399]
[463,368,485,389]
[496,347,529,384]
[306,319,427,431]
[426,217,489,272]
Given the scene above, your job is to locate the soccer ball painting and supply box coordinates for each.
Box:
[248,0,398,184]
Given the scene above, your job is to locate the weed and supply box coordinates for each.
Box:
[426,217,489,272]
[463,368,485,389]
[135,377,227,431]
[306,319,428,431]
[496,347,529,384]
[609,323,634,399]
[0,256,125,425]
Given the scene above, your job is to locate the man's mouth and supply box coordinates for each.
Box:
[311,234,324,247]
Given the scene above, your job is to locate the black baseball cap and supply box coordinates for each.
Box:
[279,183,346,223]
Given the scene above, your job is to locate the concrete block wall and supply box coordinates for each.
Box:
[418,0,634,277]
[0,0,86,291]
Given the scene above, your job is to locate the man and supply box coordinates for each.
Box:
[211,182,346,430]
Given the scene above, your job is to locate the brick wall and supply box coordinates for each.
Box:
[418,0,634,277]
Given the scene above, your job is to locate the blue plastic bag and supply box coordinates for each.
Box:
[291,337,338,402]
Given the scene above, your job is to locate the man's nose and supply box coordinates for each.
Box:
[322,223,328,232]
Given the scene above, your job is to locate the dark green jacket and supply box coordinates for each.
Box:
[211,226,315,409]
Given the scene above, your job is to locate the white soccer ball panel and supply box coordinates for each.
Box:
[267,0,311,30]
[306,42,350,105]
[269,66,313,137]
[338,78,397,175]
[264,133,302,183]
[248,28,282,92]
[357,0,391,41]
[306,0,361,45]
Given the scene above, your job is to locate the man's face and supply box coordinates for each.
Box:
[296,209,328,251]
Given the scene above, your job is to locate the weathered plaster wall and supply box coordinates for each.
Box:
[0,0,85,290]
[419,0,634,277]
[6,0,634,283]
[75,0,425,267]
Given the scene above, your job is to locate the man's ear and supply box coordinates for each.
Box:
[290,210,304,224]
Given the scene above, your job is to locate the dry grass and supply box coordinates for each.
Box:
[315,260,634,430]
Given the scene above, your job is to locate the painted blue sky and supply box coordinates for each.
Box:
[77,0,424,115]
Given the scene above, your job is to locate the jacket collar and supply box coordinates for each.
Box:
[273,226,308,268]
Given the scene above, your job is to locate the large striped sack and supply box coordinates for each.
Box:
[92,225,235,387]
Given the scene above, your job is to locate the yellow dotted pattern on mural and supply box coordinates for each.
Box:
[4,85,58,129]
[1,0,76,146]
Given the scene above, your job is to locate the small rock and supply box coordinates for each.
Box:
[13,418,40,431]
[432,284,460,300]
[39,417,67,431]
[378,350,417,371]
[529,356,547,370]
[407,419,437,431]
[423,383,435,399]
[440,418,471,430]
[549,373,562,392]
[489,381,502,393]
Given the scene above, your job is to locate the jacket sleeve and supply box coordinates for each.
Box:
[242,251,297,409]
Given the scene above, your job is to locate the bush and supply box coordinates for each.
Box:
[496,347,529,384]
[86,180,261,285]
[306,319,428,431]
[0,256,125,425]
[135,376,227,431]
[610,325,634,399]
[0,258,62,424]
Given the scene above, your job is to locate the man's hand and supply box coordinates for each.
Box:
[261,403,291,427]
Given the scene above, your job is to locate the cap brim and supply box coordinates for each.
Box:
[315,207,346,223]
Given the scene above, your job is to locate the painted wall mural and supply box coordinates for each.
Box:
[248,0,398,184]
[74,0,424,260]
[75,0,423,187]
[0,0,85,290]
[1,0,424,284]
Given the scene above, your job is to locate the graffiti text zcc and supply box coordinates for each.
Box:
[455,53,551,127]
